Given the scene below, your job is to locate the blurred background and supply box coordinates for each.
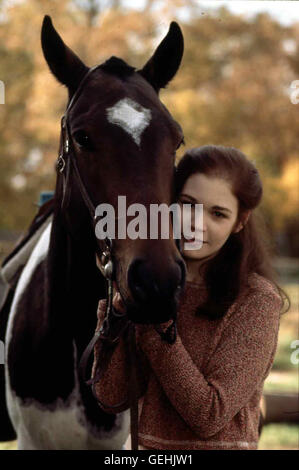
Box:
[0,0,298,450]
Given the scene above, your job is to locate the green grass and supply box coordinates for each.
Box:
[0,440,17,450]
[259,424,299,450]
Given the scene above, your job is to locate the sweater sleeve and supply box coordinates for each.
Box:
[92,321,150,414]
[137,289,281,438]
[92,329,131,414]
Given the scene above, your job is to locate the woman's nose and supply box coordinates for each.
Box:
[191,218,207,233]
[190,209,207,231]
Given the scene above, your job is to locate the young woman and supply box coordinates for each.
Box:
[91,145,288,450]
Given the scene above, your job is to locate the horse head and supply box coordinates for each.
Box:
[41,16,186,324]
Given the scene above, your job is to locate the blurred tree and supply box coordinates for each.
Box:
[161,7,299,256]
[0,0,298,256]
[262,157,299,257]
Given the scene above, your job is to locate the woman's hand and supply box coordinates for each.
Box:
[96,299,107,326]
[135,320,174,350]
[96,292,173,346]
[96,292,126,324]
[96,292,129,342]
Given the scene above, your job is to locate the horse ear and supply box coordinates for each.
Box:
[138,22,184,93]
[41,15,89,95]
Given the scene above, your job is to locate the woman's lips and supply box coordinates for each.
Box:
[183,238,206,244]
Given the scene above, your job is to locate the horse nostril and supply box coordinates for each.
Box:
[128,259,149,303]
[128,258,186,305]
[134,284,147,303]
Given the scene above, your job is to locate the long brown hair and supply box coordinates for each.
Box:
[175,145,289,319]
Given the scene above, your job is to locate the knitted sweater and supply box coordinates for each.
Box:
[92,273,282,450]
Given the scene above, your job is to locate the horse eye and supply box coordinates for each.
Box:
[73,130,93,150]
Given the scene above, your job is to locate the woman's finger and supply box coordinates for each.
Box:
[97,299,107,320]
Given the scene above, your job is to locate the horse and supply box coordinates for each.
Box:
[0,16,186,449]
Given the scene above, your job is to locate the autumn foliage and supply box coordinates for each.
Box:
[0,0,298,256]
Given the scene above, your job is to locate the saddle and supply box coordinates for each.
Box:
[0,197,54,310]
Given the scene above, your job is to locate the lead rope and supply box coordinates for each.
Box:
[128,324,139,451]
[79,238,128,390]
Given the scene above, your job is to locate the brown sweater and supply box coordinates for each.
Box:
[92,273,282,450]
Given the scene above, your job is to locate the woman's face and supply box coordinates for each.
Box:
[178,173,243,263]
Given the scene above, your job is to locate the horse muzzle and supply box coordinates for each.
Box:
[126,257,186,324]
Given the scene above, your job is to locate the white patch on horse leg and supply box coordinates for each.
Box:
[4,221,130,449]
[5,222,52,435]
[106,98,152,146]
[5,341,130,449]
[7,386,130,449]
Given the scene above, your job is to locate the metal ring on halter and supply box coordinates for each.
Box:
[104,237,113,251]
[57,155,66,173]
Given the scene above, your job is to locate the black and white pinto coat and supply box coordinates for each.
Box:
[0,16,184,450]
[4,214,130,450]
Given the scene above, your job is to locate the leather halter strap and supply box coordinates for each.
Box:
[57,64,102,220]
[57,64,115,274]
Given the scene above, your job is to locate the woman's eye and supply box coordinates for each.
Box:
[214,211,226,218]
[73,131,93,150]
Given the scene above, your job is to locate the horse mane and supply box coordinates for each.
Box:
[100,56,136,79]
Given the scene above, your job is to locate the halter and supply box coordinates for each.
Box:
[56,65,118,305]
[56,64,177,450]
[56,64,128,371]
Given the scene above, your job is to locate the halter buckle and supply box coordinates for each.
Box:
[57,154,66,173]
[65,138,69,154]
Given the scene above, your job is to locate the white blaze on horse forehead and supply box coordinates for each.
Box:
[106,97,152,146]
